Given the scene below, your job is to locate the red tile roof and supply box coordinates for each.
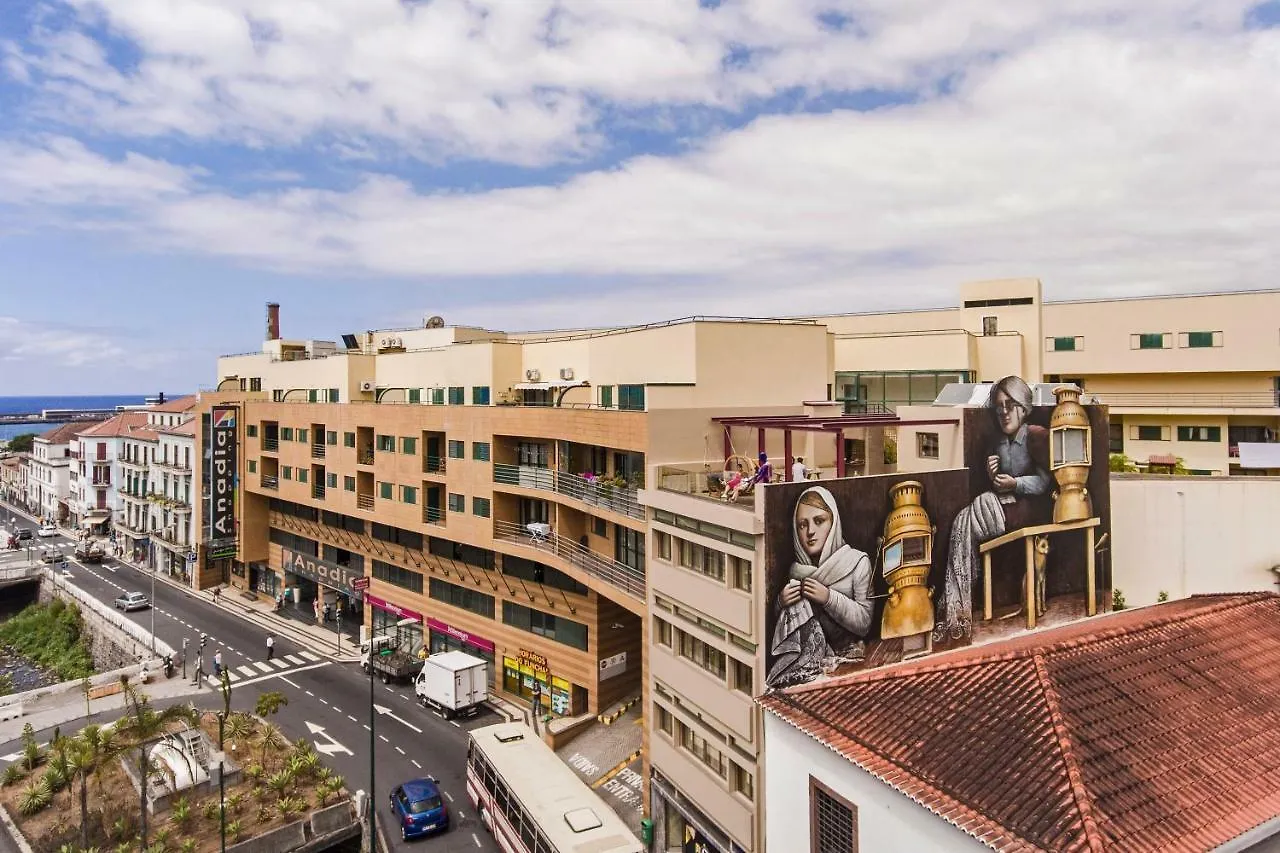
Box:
[760,594,1280,853]
[36,420,104,445]
[150,395,198,413]
[76,412,150,437]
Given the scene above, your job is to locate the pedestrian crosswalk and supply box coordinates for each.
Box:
[208,650,321,684]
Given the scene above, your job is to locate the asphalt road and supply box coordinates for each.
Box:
[0,502,501,853]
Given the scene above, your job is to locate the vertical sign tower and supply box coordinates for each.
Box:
[207,406,239,567]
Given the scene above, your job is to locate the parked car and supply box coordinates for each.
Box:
[14,528,32,541]
[388,777,449,841]
[37,524,58,538]
[40,551,67,565]
[114,591,150,611]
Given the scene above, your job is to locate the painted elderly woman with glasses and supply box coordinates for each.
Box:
[936,375,1052,639]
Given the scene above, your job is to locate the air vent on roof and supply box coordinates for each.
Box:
[525,369,541,382]
[425,315,445,328]
[559,368,574,380]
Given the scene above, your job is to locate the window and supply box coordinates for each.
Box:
[247,424,258,438]
[729,555,753,592]
[677,630,726,679]
[1177,426,1221,442]
[401,436,417,454]
[654,617,673,647]
[328,388,339,403]
[376,434,396,453]
[654,531,671,561]
[501,601,589,650]
[472,386,490,405]
[343,431,356,448]
[982,316,998,336]
[431,388,445,405]
[272,389,284,402]
[408,388,421,404]
[1109,422,1124,453]
[343,476,356,492]
[916,432,939,459]
[429,577,495,619]
[676,538,725,581]
[618,384,645,411]
[326,431,337,446]
[1047,336,1082,352]
[371,524,423,549]
[297,429,309,444]
[656,705,673,736]
[677,722,726,779]
[448,386,464,405]
[448,493,465,513]
[248,460,257,473]
[516,442,550,467]
[400,485,418,504]
[379,481,393,500]
[307,389,318,403]
[281,427,294,441]
[1134,425,1168,441]
[472,497,491,518]
[1133,332,1170,350]
[448,440,465,459]
[811,779,857,853]
[502,555,588,595]
[282,466,293,480]
[371,559,423,594]
[599,385,614,408]
[249,377,262,392]
[1181,331,1222,348]
[297,468,308,484]
[731,657,753,694]
[326,472,338,488]
[616,524,645,571]
[732,763,754,800]
[472,441,491,462]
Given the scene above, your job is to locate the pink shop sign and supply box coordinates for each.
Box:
[365,593,423,623]
[427,617,496,654]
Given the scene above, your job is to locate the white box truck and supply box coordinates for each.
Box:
[414,650,489,718]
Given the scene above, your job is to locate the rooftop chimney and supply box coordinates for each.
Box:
[266,302,281,341]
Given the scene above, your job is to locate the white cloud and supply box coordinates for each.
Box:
[0,1,1278,325]
[0,316,130,368]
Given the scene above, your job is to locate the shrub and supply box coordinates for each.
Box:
[1157,590,1170,603]
[22,739,42,772]
[227,820,244,842]
[169,795,192,830]
[227,791,245,815]
[17,777,52,816]
[1113,588,1127,610]
[2,763,26,787]
[201,800,220,822]
[0,602,95,681]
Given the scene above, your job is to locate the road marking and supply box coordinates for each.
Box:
[319,698,329,705]
[333,707,343,714]
[395,746,405,755]
[252,661,272,673]
[450,720,460,728]
[281,676,301,689]
[268,658,288,669]
[220,660,331,689]
[300,651,320,661]
[473,832,481,848]
[236,665,256,678]
[305,721,354,756]
[348,715,357,723]
[444,791,453,802]
[411,759,422,769]
[284,654,305,665]
[363,725,370,731]
[379,735,389,743]
[373,703,423,734]
[305,690,314,697]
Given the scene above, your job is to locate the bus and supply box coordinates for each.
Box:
[466,722,644,853]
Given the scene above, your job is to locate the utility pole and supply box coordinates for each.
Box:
[368,649,376,853]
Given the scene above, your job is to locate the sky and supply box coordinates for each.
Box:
[0,0,1278,395]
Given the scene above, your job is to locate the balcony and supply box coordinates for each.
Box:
[154,458,191,474]
[1097,391,1280,409]
[312,484,326,500]
[492,464,644,520]
[493,519,645,602]
[261,475,279,490]
[656,464,755,510]
[356,494,374,510]
[357,450,375,466]
[423,456,447,475]
[312,443,326,459]
[151,527,190,551]
[119,457,148,471]
[423,506,446,526]
[262,438,280,452]
[91,476,111,488]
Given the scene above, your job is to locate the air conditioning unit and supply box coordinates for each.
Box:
[525,369,541,381]
[359,380,375,393]
[559,368,575,381]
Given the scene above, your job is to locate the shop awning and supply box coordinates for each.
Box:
[1238,443,1280,469]
[81,510,111,527]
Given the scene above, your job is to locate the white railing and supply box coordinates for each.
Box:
[492,464,644,520]
[492,520,644,601]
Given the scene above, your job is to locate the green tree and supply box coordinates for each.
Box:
[71,723,123,851]
[114,681,199,851]
[1108,453,1138,473]
[6,432,37,454]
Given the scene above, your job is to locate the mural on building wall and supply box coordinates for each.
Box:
[763,376,1111,688]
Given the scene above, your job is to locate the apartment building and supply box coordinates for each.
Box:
[147,397,199,579]
[816,279,1280,476]
[26,422,91,523]
[201,306,829,737]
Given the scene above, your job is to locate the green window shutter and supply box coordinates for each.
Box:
[408,388,422,404]
[379,481,393,500]
[1187,331,1215,348]
[1053,337,1076,352]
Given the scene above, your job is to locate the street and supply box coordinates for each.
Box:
[0,503,500,853]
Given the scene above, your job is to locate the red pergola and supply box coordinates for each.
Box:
[712,412,960,479]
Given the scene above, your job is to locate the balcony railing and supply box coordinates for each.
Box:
[356,494,374,510]
[358,450,374,466]
[656,464,755,510]
[1096,392,1280,409]
[423,506,446,526]
[262,437,280,452]
[492,464,645,520]
[312,443,326,459]
[423,456,447,475]
[155,459,191,473]
[119,457,147,470]
[261,475,279,490]
[91,477,111,487]
[493,519,645,601]
[312,484,326,500]
[151,528,189,551]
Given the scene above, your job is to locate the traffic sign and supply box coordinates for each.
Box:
[351,576,370,591]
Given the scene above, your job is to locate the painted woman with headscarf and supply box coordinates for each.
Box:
[936,375,1052,639]
[766,486,874,688]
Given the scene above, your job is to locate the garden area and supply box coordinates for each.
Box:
[0,599,95,696]
[0,685,348,853]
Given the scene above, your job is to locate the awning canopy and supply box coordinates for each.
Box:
[82,509,111,521]
[1238,443,1280,469]
[1147,454,1178,466]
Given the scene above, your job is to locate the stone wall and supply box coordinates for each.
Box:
[36,569,173,670]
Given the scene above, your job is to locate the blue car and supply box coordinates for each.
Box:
[389,777,450,841]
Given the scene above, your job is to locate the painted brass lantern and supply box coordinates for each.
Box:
[880,480,935,643]
[1049,385,1093,523]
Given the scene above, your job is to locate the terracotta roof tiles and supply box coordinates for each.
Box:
[149,395,197,413]
[76,412,149,437]
[36,420,103,445]
[759,594,1280,852]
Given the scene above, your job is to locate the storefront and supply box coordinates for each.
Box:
[249,562,279,597]
[500,649,585,716]
[280,546,366,626]
[367,594,424,656]
[426,618,496,686]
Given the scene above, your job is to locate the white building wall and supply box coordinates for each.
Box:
[1110,475,1280,606]
[763,713,990,853]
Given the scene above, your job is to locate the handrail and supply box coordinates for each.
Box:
[422,506,446,525]
[491,464,645,520]
[492,519,644,600]
[1092,392,1280,408]
[311,443,326,459]
[422,456,447,474]
[261,475,279,490]
[262,438,279,452]
[356,494,374,510]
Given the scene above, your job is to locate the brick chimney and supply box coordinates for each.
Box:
[266,302,281,341]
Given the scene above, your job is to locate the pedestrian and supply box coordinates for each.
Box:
[266,635,275,661]
[212,586,221,605]
[213,650,223,677]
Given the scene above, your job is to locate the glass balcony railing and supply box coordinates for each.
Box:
[492,464,644,520]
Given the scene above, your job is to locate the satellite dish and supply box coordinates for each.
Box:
[425,315,445,328]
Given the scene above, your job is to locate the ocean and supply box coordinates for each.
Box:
[0,394,174,443]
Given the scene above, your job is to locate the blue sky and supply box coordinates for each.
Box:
[1,0,1278,394]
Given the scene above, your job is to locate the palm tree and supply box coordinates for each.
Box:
[71,723,123,850]
[113,681,198,851]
